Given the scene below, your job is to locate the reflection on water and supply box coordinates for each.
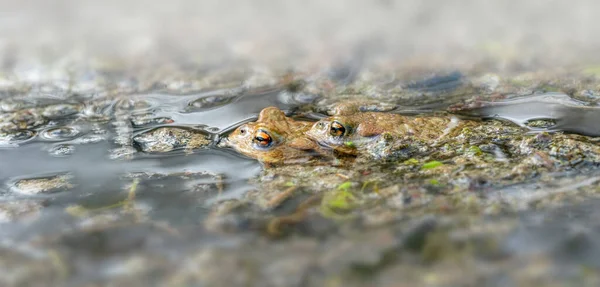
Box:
[452,92,600,136]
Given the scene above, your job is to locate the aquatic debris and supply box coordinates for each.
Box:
[65,179,141,218]
[124,171,225,195]
[524,118,557,129]
[48,144,76,157]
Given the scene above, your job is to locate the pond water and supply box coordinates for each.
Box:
[3,71,600,286]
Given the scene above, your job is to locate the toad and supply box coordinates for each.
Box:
[220,107,324,164]
[306,112,484,159]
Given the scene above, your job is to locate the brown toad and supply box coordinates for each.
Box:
[221,107,324,164]
[306,112,481,159]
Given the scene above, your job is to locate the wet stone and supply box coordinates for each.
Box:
[10,173,74,195]
[0,122,18,132]
[132,127,211,153]
[9,109,46,129]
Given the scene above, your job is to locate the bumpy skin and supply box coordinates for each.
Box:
[223,107,322,164]
[306,112,480,158]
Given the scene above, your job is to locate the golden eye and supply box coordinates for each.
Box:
[253,130,273,148]
[330,121,346,137]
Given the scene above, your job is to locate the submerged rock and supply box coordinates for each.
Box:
[9,173,74,195]
[132,127,211,153]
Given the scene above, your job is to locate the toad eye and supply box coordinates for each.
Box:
[330,121,346,137]
[253,130,273,148]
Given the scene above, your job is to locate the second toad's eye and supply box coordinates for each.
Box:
[253,129,273,148]
[330,121,346,137]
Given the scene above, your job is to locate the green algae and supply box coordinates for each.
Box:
[429,179,441,186]
[467,146,482,156]
[320,181,361,220]
[337,181,353,192]
[422,161,444,170]
[327,190,357,210]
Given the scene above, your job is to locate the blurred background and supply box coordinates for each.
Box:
[2,0,600,79]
